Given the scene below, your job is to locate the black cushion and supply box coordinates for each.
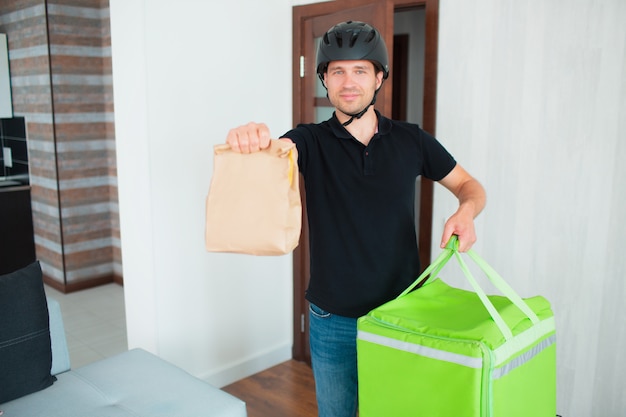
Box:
[0,261,55,404]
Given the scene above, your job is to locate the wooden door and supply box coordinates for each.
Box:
[291,0,439,363]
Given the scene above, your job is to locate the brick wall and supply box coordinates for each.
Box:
[0,0,121,291]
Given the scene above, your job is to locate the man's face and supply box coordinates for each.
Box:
[323,60,383,117]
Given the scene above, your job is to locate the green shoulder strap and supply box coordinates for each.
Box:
[397,239,455,297]
[397,236,540,341]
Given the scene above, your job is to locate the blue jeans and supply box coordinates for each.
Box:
[309,303,358,417]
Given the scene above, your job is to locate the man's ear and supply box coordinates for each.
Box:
[375,71,384,89]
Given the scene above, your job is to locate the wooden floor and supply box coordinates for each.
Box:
[222,360,318,417]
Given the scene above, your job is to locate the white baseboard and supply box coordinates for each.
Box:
[201,343,292,388]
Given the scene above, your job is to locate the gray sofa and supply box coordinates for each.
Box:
[1,297,247,417]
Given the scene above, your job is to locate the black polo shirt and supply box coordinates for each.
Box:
[282,111,456,318]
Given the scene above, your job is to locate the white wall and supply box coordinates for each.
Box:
[109,0,303,387]
[0,33,12,118]
[433,1,626,416]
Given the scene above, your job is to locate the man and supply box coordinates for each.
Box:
[226,21,486,417]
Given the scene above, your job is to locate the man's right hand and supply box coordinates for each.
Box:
[226,122,271,153]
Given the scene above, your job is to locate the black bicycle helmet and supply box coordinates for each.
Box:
[316,21,390,83]
[316,21,390,125]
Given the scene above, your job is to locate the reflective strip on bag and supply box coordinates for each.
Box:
[492,333,556,380]
[358,323,556,380]
[358,330,484,369]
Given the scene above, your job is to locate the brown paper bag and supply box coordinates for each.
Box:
[205,139,302,255]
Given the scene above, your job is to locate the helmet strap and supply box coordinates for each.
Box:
[341,107,368,127]
[341,88,380,127]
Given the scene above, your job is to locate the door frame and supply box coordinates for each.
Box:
[291,0,440,362]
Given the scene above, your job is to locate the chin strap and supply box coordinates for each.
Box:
[340,87,381,127]
[341,106,370,126]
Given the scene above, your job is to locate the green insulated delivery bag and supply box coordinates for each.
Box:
[357,237,556,417]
